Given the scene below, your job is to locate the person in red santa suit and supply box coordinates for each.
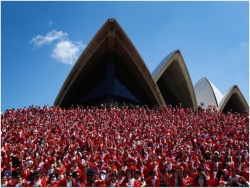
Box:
[73,172,86,187]
[210,169,228,187]
[58,172,77,187]
[99,170,108,186]
[148,160,161,177]
[134,170,146,187]
[79,163,88,183]
[46,173,59,187]
[128,159,138,174]
[136,160,148,179]
[106,173,120,187]
[28,171,47,187]
[241,164,249,182]
[13,175,28,187]
[120,168,141,187]
[227,168,249,187]
[192,168,210,187]
[117,170,125,185]
[168,169,186,187]
[182,170,194,186]
[55,160,66,179]
[87,173,106,187]
[162,160,174,186]
[146,170,160,187]
[69,160,82,175]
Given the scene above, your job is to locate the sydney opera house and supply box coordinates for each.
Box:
[54,18,248,113]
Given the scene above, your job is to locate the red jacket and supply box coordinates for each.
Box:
[58,179,77,187]
[146,177,160,187]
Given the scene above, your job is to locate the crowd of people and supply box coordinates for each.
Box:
[1,104,249,187]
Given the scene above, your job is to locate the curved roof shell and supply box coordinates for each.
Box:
[54,18,248,113]
[194,77,223,108]
[152,50,197,108]
[54,18,165,107]
[218,85,249,113]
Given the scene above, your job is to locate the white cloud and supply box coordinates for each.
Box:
[30,30,68,47]
[51,40,85,65]
[31,29,85,65]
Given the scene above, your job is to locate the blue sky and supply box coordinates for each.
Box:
[1,1,249,112]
